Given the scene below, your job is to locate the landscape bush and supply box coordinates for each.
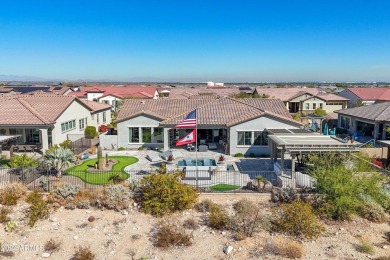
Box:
[234,153,244,157]
[4,220,17,232]
[95,184,131,210]
[268,238,304,259]
[117,147,126,151]
[107,173,126,184]
[272,201,325,239]
[194,199,217,212]
[271,187,298,204]
[44,238,62,253]
[0,207,10,223]
[153,218,192,247]
[208,204,230,230]
[54,183,80,199]
[183,218,199,230]
[72,246,96,260]
[356,201,387,223]
[358,238,375,255]
[9,153,39,169]
[138,173,198,216]
[84,126,97,139]
[59,139,73,149]
[0,182,27,205]
[25,190,50,227]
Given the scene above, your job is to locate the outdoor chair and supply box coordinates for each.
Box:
[146,154,163,162]
[25,145,33,153]
[17,145,25,153]
[187,144,195,151]
[198,145,208,152]
[208,143,218,150]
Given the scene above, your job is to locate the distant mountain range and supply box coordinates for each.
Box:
[0,75,56,81]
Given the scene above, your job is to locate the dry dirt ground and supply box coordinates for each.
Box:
[0,193,389,260]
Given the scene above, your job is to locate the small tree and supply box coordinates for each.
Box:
[9,154,38,169]
[314,108,327,117]
[43,147,76,178]
[84,126,97,139]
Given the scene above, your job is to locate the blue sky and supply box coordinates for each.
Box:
[1,1,390,82]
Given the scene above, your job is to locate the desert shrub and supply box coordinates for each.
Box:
[272,201,325,239]
[230,199,266,237]
[9,153,38,169]
[358,239,375,255]
[25,190,50,227]
[117,147,125,151]
[0,182,27,205]
[95,184,130,210]
[84,126,97,139]
[4,220,17,232]
[271,187,298,204]
[59,139,72,149]
[268,239,304,259]
[107,173,125,184]
[0,207,11,223]
[54,183,80,199]
[233,231,247,241]
[137,147,144,150]
[183,218,199,230]
[72,246,96,260]
[44,238,62,252]
[234,153,244,157]
[39,177,49,192]
[356,201,387,223]
[138,173,198,216]
[208,204,230,230]
[153,218,192,247]
[194,199,217,212]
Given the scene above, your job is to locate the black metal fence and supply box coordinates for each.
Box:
[0,167,313,193]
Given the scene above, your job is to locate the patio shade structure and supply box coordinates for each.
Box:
[0,135,21,158]
[268,132,357,179]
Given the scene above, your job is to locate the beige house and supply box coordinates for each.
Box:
[0,94,111,152]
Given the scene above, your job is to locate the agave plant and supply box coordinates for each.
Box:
[43,147,76,178]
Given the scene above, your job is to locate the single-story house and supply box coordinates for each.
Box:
[338,88,390,107]
[100,97,303,156]
[254,87,349,118]
[335,102,390,140]
[0,94,111,152]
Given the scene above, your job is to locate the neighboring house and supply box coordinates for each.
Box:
[254,88,349,118]
[67,85,158,110]
[100,97,302,156]
[0,86,71,95]
[338,88,390,107]
[160,87,242,99]
[335,102,390,140]
[0,94,111,152]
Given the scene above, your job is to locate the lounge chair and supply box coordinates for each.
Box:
[146,154,163,162]
[208,143,217,150]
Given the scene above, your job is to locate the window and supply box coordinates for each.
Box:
[142,127,152,143]
[9,129,24,144]
[305,103,309,110]
[340,116,351,130]
[312,103,316,110]
[79,118,87,130]
[103,112,106,123]
[61,119,76,133]
[129,128,140,143]
[153,127,164,143]
[237,131,251,146]
[319,103,323,109]
[96,114,99,124]
[254,131,268,145]
[102,100,109,105]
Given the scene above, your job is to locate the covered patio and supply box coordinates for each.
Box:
[268,131,357,187]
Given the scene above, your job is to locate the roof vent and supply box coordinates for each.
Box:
[141,101,146,104]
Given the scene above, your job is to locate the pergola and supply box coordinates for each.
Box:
[267,130,357,179]
[0,135,21,157]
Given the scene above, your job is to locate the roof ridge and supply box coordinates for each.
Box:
[224,96,266,113]
[17,97,51,124]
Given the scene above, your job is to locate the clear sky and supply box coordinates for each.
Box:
[1,0,390,82]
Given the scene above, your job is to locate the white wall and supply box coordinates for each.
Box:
[229,116,299,156]
[87,92,103,101]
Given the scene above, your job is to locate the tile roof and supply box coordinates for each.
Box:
[67,85,157,99]
[0,94,97,125]
[165,87,241,99]
[347,88,390,101]
[335,102,390,121]
[118,97,301,127]
[255,88,348,102]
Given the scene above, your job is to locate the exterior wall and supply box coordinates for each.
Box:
[87,92,104,101]
[99,134,118,150]
[324,103,346,112]
[116,115,163,149]
[301,97,325,112]
[338,89,360,107]
[229,116,299,156]
[98,95,121,110]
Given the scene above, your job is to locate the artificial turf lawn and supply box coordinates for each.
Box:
[64,156,138,185]
[209,184,241,191]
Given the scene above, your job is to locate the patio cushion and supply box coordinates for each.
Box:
[208,143,218,150]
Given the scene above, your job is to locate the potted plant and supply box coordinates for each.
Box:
[167,155,174,164]
[218,154,225,164]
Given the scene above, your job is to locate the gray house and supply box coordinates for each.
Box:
[100,97,302,156]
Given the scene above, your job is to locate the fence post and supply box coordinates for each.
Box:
[84,171,87,189]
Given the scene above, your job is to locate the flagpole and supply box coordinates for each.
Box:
[195,109,198,189]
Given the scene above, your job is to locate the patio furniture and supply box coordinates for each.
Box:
[198,145,208,152]
[200,139,207,145]
[187,144,195,151]
[208,143,218,150]
[146,154,163,162]
[159,150,184,160]
[17,145,25,153]
[25,145,33,152]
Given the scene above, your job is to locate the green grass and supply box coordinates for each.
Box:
[209,184,241,192]
[64,156,138,185]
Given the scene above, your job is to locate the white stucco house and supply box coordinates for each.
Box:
[0,94,111,152]
[99,97,303,156]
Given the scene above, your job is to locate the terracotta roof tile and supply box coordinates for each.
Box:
[166,87,241,99]
[347,88,390,101]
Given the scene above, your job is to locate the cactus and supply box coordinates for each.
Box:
[97,146,104,170]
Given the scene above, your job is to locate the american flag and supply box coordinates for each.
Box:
[175,110,196,128]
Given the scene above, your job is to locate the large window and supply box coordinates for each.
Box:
[305,103,309,110]
[96,114,99,124]
[79,118,87,130]
[9,129,24,144]
[103,112,106,123]
[312,103,316,110]
[254,131,268,145]
[237,131,252,146]
[129,128,140,143]
[61,119,76,133]
[153,128,164,143]
[319,103,323,109]
[142,127,152,143]
[340,116,351,130]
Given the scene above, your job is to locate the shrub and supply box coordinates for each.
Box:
[25,190,50,227]
[194,199,217,212]
[4,220,17,232]
[356,201,387,223]
[72,246,96,260]
[208,204,230,230]
[117,147,126,151]
[0,207,10,223]
[0,182,27,205]
[231,199,268,237]
[84,126,97,139]
[44,238,62,252]
[138,173,198,216]
[108,173,125,184]
[271,187,298,204]
[272,201,325,239]
[358,239,374,255]
[59,140,73,149]
[153,218,192,247]
[9,153,38,169]
[95,184,130,210]
[234,153,244,157]
[54,183,80,199]
[314,108,327,116]
[268,239,304,259]
[233,231,247,241]
[183,218,199,230]
[137,147,144,150]
[249,153,255,158]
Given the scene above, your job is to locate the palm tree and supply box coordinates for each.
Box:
[43,147,76,178]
